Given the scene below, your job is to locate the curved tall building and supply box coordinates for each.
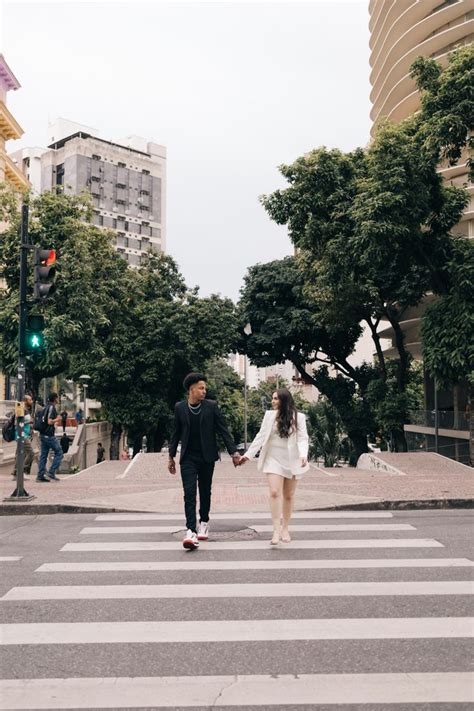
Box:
[368,0,473,463]
[370,0,474,135]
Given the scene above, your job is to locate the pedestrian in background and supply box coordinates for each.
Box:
[75,409,83,425]
[240,389,309,545]
[60,409,68,433]
[120,448,129,460]
[60,433,70,454]
[96,442,105,463]
[168,372,241,550]
[11,394,35,479]
[37,392,63,482]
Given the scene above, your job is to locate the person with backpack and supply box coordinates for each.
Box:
[36,392,63,482]
[9,394,35,479]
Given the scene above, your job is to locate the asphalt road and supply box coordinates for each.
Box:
[0,509,473,710]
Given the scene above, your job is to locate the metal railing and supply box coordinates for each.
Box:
[408,409,469,431]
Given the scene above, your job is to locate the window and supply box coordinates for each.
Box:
[139,189,149,196]
[56,163,64,186]
[115,199,126,205]
[139,204,149,211]
[117,215,126,222]
[116,233,128,248]
[116,182,127,189]
[92,212,103,227]
[142,169,150,175]
[91,175,101,182]
[92,154,101,161]
[118,161,126,168]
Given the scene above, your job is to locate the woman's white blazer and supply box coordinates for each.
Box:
[245,410,310,475]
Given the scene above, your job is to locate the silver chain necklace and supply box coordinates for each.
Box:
[188,401,202,415]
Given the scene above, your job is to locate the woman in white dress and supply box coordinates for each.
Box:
[240,389,309,545]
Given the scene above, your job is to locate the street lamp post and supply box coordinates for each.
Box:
[79,375,91,470]
[243,323,252,450]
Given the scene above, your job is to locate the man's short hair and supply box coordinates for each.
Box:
[98,442,102,447]
[48,392,59,403]
[183,372,207,391]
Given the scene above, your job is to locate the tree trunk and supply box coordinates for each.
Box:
[348,431,369,466]
[391,428,408,453]
[148,424,167,453]
[109,423,122,460]
[469,390,474,467]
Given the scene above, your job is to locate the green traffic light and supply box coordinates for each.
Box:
[26,331,43,351]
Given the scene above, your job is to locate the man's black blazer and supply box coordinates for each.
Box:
[169,399,237,464]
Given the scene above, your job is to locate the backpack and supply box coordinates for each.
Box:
[33,406,49,434]
[2,414,16,442]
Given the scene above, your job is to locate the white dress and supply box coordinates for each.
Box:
[263,421,301,479]
[246,410,310,477]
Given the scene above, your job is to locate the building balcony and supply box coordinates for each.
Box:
[0,101,23,141]
[1,150,29,190]
[408,408,469,432]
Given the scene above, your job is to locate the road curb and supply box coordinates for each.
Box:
[1,497,473,516]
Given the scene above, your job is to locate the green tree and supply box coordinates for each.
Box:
[411,46,474,464]
[238,256,376,461]
[79,253,238,456]
[306,399,350,467]
[259,61,469,450]
[0,189,129,397]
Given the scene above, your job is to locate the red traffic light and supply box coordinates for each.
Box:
[37,249,56,266]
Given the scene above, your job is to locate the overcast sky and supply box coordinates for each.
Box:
[1,0,371,301]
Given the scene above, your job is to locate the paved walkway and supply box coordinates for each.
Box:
[1,452,473,514]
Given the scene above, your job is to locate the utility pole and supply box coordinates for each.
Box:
[6,203,34,502]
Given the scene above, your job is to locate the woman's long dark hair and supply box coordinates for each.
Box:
[275,389,297,438]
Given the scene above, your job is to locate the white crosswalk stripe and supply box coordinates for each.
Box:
[61,537,444,551]
[0,557,22,562]
[35,557,474,572]
[1,672,472,708]
[79,523,416,534]
[2,510,473,709]
[3,580,473,600]
[1,617,472,645]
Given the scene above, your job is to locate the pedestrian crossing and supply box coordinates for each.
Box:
[0,509,473,709]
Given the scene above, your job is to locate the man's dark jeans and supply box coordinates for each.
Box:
[38,435,63,479]
[180,455,215,532]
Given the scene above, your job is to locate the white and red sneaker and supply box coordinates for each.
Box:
[197,521,209,541]
[182,529,199,550]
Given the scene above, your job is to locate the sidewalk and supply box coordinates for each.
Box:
[1,452,473,515]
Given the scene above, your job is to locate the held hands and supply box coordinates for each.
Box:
[231,452,242,468]
[237,456,249,466]
[301,457,308,467]
[168,457,176,475]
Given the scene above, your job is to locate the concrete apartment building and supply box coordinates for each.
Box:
[0,55,29,401]
[369,0,473,462]
[10,119,166,266]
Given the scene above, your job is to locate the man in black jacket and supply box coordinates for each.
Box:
[169,372,241,549]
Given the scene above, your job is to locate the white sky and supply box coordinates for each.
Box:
[1,0,371,301]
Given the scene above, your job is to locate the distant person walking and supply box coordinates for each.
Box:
[60,433,70,454]
[37,393,63,482]
[120,448,130,460]
[11,394,35,479]
[75,409,83,425]
[60,409,68,433]
[168,372,241,550]
[240,389,309,545]
[96,442,105,463]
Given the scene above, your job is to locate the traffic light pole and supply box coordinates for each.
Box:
[6,203,34,501]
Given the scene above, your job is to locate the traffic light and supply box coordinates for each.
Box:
[33,248,56,301]
[25,314,45,354]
